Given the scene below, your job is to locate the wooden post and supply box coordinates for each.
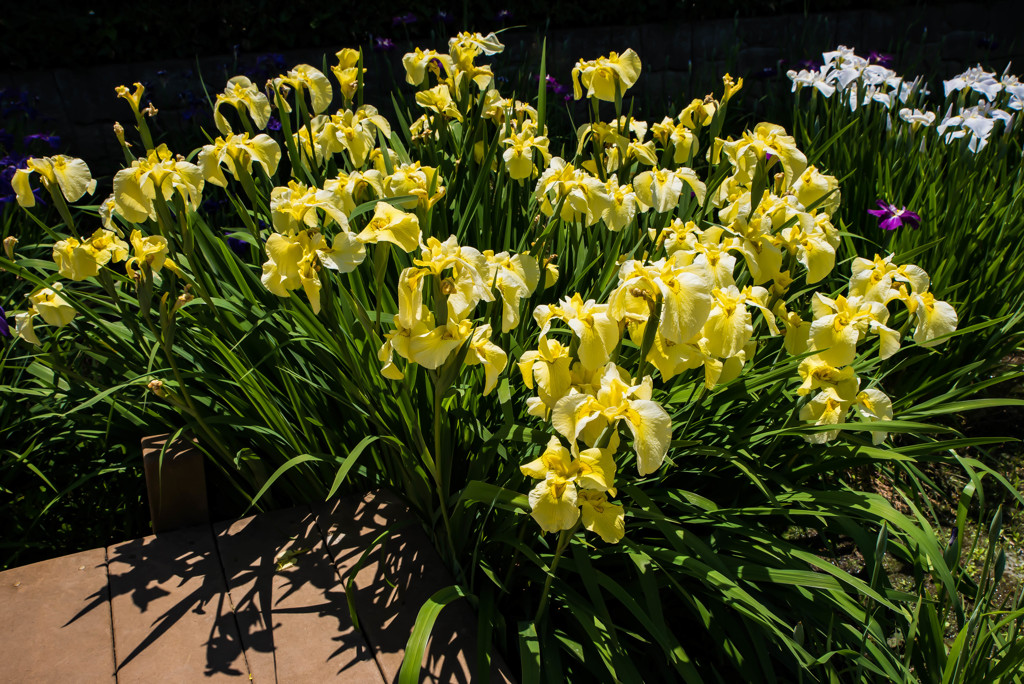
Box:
[141,434,209,533]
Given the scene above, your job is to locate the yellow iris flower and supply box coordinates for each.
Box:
[260,229,363,314]
[270,181,349,235]
[534,158,611,226]
[273,64,333,114]
[199,133,281,187]
[572,49,642,102]
[12,155,97,208]
[720,122,807,190]
[213,76,272,135]
[578,490,625,544]
[552,363,672,476]
[610,255,714,346]
[808,293,900,367]
[332,48,365,104]
[483,250,541,332]
[384,162,446,210]
[15,284,77,345]
[357,202,422,253]
[402,48,455,87]
[52,228,129,281]
[112,145,204,223]
[125,230,175,279]
[799,387,852,444]
[502,122,552,180]
[324,170,385,215]
[312,106,392,168]
[519,336,573,414]
[633,167,706,213]
[415,84,463,122]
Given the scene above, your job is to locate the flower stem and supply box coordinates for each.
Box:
[534,523,578,624]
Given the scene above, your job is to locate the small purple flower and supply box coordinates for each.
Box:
[373,37,395,52]
[797,58,820,70]
[0,305,9,338]
[541,74,569,97]
[267,115,282,132]
[391,13,417,27]
[497,9,513,20]
[867,200,921,231]
[866,51,894,67]
[435,10,452,24]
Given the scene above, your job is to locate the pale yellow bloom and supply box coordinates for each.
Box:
[384,162,446,210]
[112,145,203,223]
[633,167,706,213]
[273,64,333,114]
[415,84,463,121]
[19,283,78,344]
[12,155,97,208]
[52,228,129,281]
[199,133,281,187]
[261,230,327,312]
[331,48,365,103]
[357,202,421,253]
[572,49,642,102]
[534,158,611,226]
[213,76,272,135]
[124,230,171,279]
[402,48,455,86]
[908,292,958,347]
[312,106,392,168]
[853,388,893,445]
[519,337,573,413]
[808,293,900,367]
[270,181,349,235]
[484,251,541,332]
[720,123,807,191]
[799,387,852,444]
[552,363,672,476]
[502,122,552,180]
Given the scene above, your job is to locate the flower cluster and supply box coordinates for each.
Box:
[789,46,1022,153]
[4,37,959,551]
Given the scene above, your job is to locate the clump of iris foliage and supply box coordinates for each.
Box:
[2,31,1024,682]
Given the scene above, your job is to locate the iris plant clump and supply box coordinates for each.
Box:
[1,32,1016,683]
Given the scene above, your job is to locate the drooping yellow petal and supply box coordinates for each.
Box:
[622,398,672,476]
[528,476,579,534]
[578,490,625,544]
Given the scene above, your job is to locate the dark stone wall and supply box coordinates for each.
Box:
[3,2,1021,178]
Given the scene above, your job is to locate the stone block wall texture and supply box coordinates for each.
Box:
[2,2,1022,177]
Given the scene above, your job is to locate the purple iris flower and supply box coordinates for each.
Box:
[866,51,894,67]
[392,13,417,27]
[435,10,452,24]
[867,200,921,231]
[543,74,569,96]
[267,115,282,132]
[497,9,513,20]
[374,37,395,52]
[0,305,9,337]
